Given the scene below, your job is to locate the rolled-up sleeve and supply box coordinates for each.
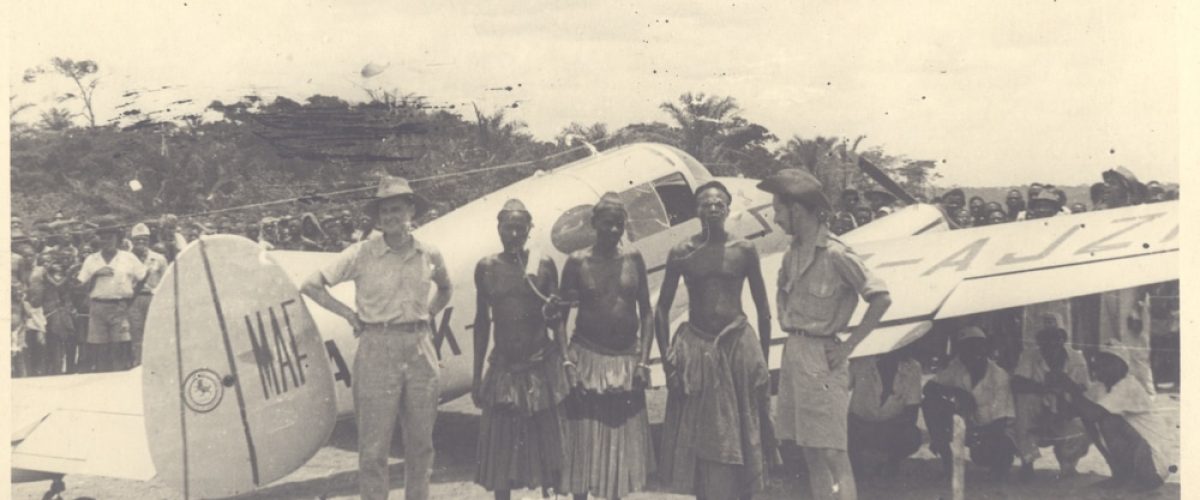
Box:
[830,246,888,299]
[320,243,361,287]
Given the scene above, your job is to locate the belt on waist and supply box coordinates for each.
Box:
[785,329,834,339]
[136,291,154,296]
[90,297,130,303]
[362,320,429,333]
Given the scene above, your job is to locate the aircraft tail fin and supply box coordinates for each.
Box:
[142,235,338,498]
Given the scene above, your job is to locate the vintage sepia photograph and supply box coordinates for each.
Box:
[6,1,1186,499]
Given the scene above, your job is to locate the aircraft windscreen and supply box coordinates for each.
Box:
[619,182,671,241]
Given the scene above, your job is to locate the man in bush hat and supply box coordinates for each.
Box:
[301,174,450,500]
[75,215,147,372]
[759,169,892,500]
[127,223,167,367]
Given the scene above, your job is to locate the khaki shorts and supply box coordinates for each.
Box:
[87,299,132,344]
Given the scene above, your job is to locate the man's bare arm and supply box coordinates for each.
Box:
[634,253,655,367]
[744,244,772,359]
[654,249,683,366]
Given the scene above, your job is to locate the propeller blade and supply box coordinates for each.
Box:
[857,157,918,205]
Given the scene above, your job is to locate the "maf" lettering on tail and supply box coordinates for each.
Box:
[244,299,309,400]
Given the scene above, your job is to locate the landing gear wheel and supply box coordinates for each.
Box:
[41,476,65,500]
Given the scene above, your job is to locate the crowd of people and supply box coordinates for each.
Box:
[10,164,1179,499]
[8,202,452,378]
[827,171,1179,235]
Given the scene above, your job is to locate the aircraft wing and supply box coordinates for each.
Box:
[11,369,156,481]
[747,201,1177,358]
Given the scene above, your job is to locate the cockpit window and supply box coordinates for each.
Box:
[653,172,695,226]
[550,204,597,254]
[619,183,671,242]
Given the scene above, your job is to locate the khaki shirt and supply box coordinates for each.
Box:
[932,357,1015,426]
[138,250,169,293]
[777,226,887,336]
[320,234,449,324]
[849,357,923,421]
[77,250,147,300]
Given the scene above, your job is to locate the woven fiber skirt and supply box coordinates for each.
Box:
[476,348,568,491]
[659,317,775,495]
[560,340,654,500]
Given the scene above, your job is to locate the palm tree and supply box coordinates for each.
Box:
[556,122,609,149]
[659,92,742,163]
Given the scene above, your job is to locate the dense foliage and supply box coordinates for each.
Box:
[12,84,945,225]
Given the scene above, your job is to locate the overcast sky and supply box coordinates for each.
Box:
[8,0,1181,187]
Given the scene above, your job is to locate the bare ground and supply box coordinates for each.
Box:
[14,390,1180,500]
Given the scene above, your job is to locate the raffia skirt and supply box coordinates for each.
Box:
[659,317,776,495]
[559,339,654,500]
[475,347,569,491]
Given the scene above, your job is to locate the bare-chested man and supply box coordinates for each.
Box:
[658,181,777,500]
[558,192,654,500]
[472,199,569,500]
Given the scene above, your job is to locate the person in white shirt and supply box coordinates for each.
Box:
[1051,349,1171,492]
[76,221,146,372]
[128,223,167,367]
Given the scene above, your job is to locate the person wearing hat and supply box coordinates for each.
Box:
[758,169,892,500]
[1103,167,1148,208]
[75,217,147,373]
[127,223,167,368]
[471,199,569,500]
[656,181,777,499]
[1026,190,1063,220]
[1049,348,1171,491]
[557,192,655,500]
[922,326,1017,479]
[301,174,450,500]
[1011,324,1092,480]
[940,188,966,219]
